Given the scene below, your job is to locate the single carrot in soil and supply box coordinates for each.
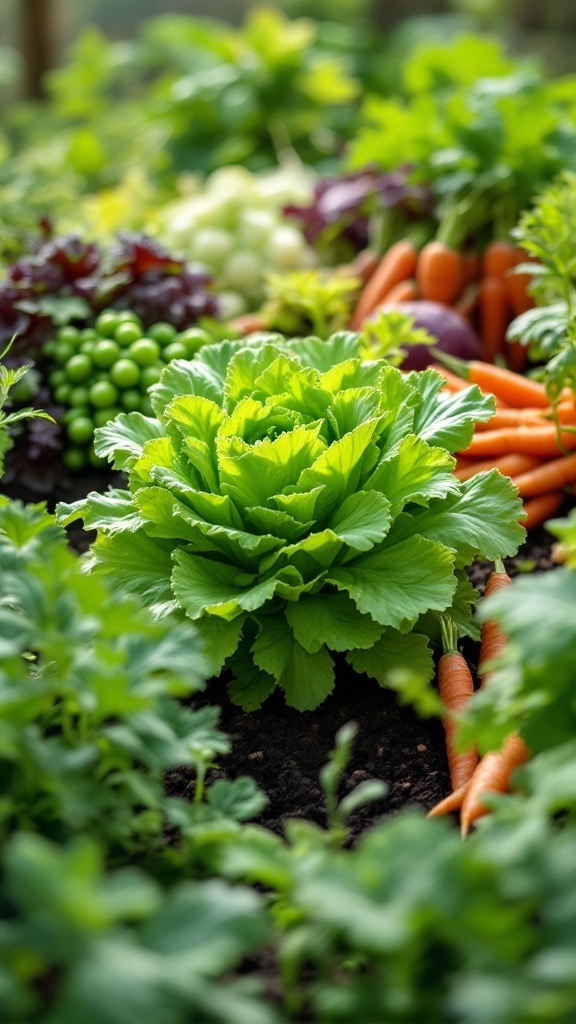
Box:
[453,453,541,483]
[460,424,576,459]
[437,616,479,794]
[434,352,551,408]
[460,733,530,836]
[478,558,511,689]
[416,240,465,305]
[521,490,566,530]
[378,277,418,306]
[512,451,576,498]
[481,239,518,280]
[427,784,467,817]
[349,239,419,330]
[477,275,511,363]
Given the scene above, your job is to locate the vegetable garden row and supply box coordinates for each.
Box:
[2,11,576,1022]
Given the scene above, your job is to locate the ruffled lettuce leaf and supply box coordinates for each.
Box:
[57,332,524,711]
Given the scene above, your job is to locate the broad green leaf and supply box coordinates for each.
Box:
[288,331,360,371]
[218,395,297,443]
[389,470,525,562]
[206,776,268,821]
[326,536,456,629]
[286,592,384,653]
[130,438,185,488]
[223,343,289,408]
[87,531,179,617]
[0,502,64,556]
[181,489,244,530]
[347,629,436,692]
[251,617,335,710]
[328,490,392,552]
[193,615,246,676]
[57,489,142,535]
[244,505,312,542]
[320,358,385,394]
[163,395,224,492]
[326,386,386,439]
[149,355,229,417]
[166,394,225,444]
[171,549,279,621]
[94,412,164,470]
[260,529,343,578]
[168,496,283,564]
[255,354,317,402]
[135,488,209,543]
[218,422,326,511]
[142,877,269,971]
[271,486,325,523]
[365,435,458,517]
[227,642,278,710]
[409,370,495,451]
[295,420,381,521]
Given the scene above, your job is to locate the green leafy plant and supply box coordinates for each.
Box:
[0,499,266,858]
[59,332,523,712]
[459,505,576,756]
[0,832,276,1024]
[506,171,576,399]
[259,268,360,337]
[347,34,576,243]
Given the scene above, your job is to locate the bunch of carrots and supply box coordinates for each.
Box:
[349,237,535,367]
[430,564,529,836]
[432,355,576,531]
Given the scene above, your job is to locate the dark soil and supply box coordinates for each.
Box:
[4,467,565,841]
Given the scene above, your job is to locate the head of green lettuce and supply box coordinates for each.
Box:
[58,332,524,710]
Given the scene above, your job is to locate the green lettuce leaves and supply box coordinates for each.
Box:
[58,333,524,710]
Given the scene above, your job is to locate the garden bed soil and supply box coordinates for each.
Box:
[3,466,564,840]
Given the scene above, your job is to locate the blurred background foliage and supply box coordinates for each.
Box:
[1,0,576,109]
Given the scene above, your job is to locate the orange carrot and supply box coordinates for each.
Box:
[378,277,419,307]
[478,559,511,689]
[512,451,576,498]
[477,275,511,363]
[540,399,576,426]
[349,239,419,330]
[416,240,465,305]
[461,424,576,459]
[475,407,547,431]
[437,617,479,793]
[454,453,541,483]
[521,490,566,530]
[427,784,467,817]
[442,355,551,409]
[481,239,518,280]
[460,733,530,836]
